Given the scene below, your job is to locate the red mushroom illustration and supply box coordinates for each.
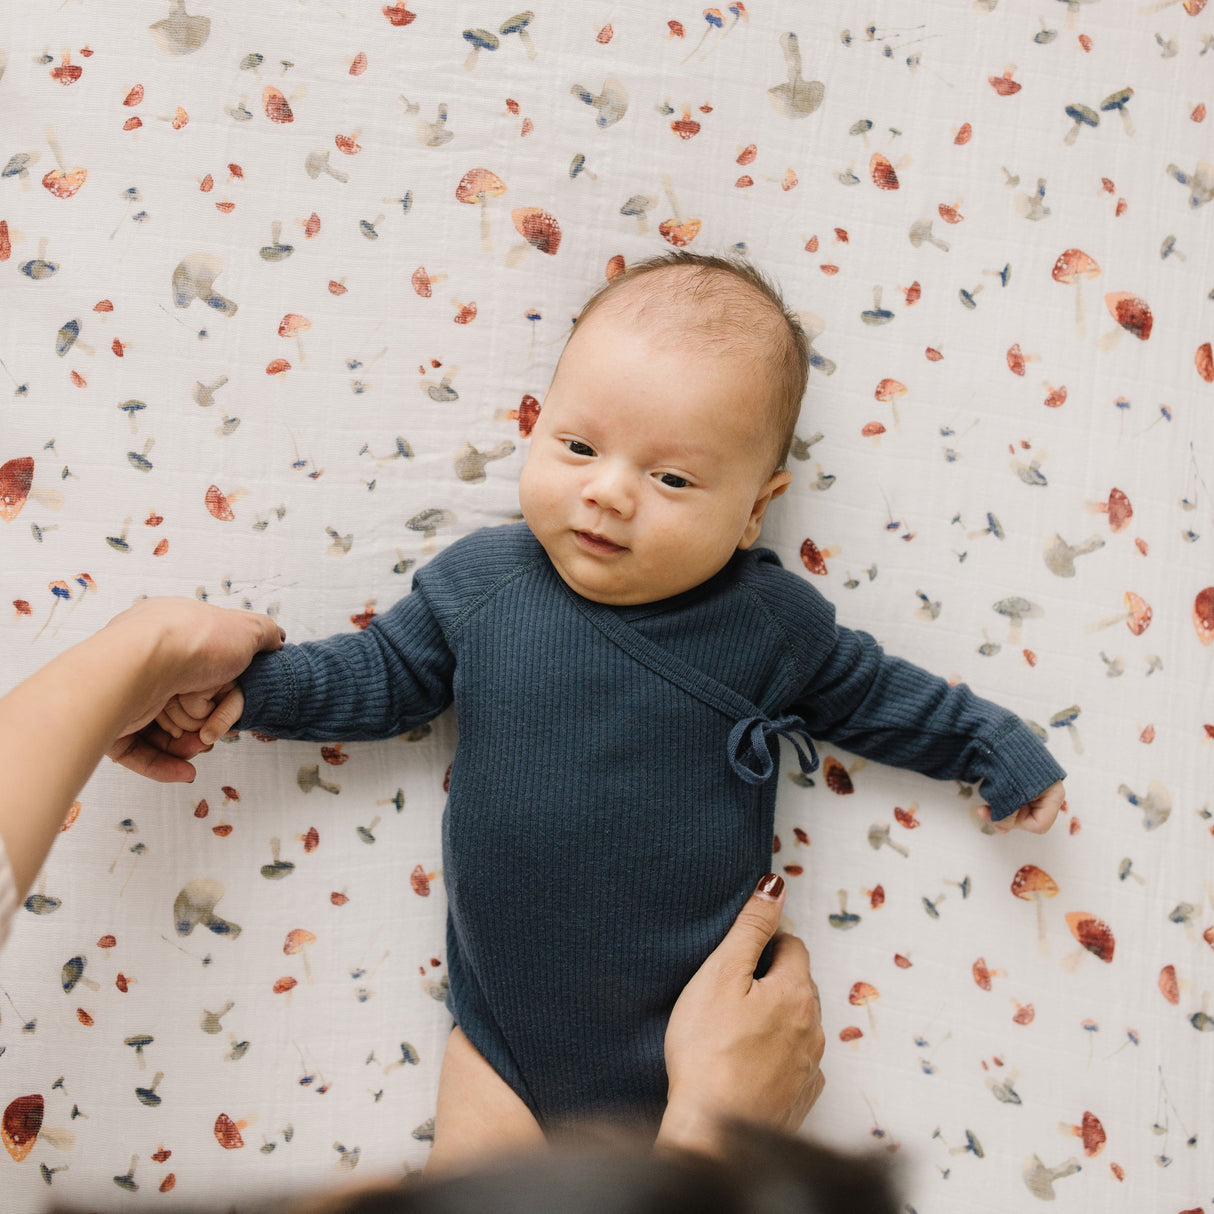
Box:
[1011,864,1059,954]
[972,957,1005,991]
[870,152,899,190]
[1051,249,1100,336]
[1197,342,1213,383]
[1193,587,1214,646]
[411,266,448,297]
[799,538,840,576]
[1100,292,1153,351]
[40,127,88,199]
[1159,964,1180,1005]
[0,456,34,521]
[455,168,507,253]
[507,207,561,267]
[1085,487,1133,532]
[204,484,245,521]
[213,1113,248,1149]
[848,981,880,1035]
[2,1094,43,1162]
[262,86,293,123]
[839,1025,863,1044]
[1063,911,1115,968]
[1059,1111,1106,1157]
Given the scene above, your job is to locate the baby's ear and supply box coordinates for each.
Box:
[738,470,792,549]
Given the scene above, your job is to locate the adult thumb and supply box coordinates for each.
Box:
[713,873,785,981]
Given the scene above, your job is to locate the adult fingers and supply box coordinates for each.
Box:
[199,686,245,746]
[107,733,198,783]
[711,874,786,984]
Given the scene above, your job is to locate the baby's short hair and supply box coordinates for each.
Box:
[572,251,809,473]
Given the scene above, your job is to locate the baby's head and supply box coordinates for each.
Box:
[519,252,809,606]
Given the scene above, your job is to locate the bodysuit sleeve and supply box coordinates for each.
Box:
[235,572,455,742]
[757,562,1066,821]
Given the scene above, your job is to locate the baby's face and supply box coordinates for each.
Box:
[519,307,790,606]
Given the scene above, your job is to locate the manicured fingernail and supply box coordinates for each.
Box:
[755,873,784,900]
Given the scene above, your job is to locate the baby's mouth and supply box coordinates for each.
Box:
[574,530,626,554]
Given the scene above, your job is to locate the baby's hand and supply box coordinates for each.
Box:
[155,681,244,746]
[980,781,1065,835]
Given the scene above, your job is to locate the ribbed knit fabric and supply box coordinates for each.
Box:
[236,523,1065,1129]
[0,833,16,952]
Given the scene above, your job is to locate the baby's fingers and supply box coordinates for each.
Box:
[159,695,214,736]
[199,685,245,746]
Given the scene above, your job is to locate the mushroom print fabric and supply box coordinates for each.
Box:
[1,2,1211,1209]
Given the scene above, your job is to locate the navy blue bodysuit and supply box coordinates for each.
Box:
[237,523,1064,1128]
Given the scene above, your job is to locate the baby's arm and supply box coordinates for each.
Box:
[427,1026,543,1176]
[786,591,1066,829]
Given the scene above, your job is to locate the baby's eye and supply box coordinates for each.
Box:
[565,440,595,456]
[657,472,689,489]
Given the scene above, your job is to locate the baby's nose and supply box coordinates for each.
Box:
[582,462,633,516]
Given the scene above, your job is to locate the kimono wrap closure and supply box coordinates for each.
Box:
[442,556,814,1131]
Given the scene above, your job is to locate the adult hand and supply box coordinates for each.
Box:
[102,597,283,782]
[658,874,824,1155]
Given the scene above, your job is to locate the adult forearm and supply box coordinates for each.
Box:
[0,628,156,900]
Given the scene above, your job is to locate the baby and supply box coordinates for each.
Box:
[162,252,1065,1147]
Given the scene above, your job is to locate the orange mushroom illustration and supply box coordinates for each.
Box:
[1088,591,1152,636]
[278,312,312,368]
[1159,964,1180,1005]
[455,168,507,253]
[657,173,701,247]
[284,928,317,983]
[875,377,907,430]
[848,981,880,1035]
[1051,249,1100,336]
[204,484,245,521]
[1011,864,1059,954]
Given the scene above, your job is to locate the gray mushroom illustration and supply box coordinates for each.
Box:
[304,149,349,183]
[149,0,211,56]
[418,102,453,148]
[2,152,35,180]
[1117,780,1171,830]
[455,441,514,483]
[258,221,293,263]
[124,1033,154,1069]
[992,596,1042,644]
[1063,103,1099,146]
[407,508,456,544]
[867,821,908,858]
[135,1073,164,1108]
[118,400,147,431]
[1022,1155,1081,1201]
[620,194,657,235]
[173,878,242,938]
[570,77,628,128]
[768,32,824,118]
[908,218,949,252]
[1100,87,1134,135]
[297,765,340,795]
[192,376,228,409]
[171,253,238,316]
[61,956,99,994]
[499,12,537,59]
[1043,533,1104,577]
[200,1000,234,1035]
[828,889,861,929]
[1165,161,1214,210]
[462,29,499,70]
[1049,705,1083,753]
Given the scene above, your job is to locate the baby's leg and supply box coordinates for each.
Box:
[427,1025,544,1175]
